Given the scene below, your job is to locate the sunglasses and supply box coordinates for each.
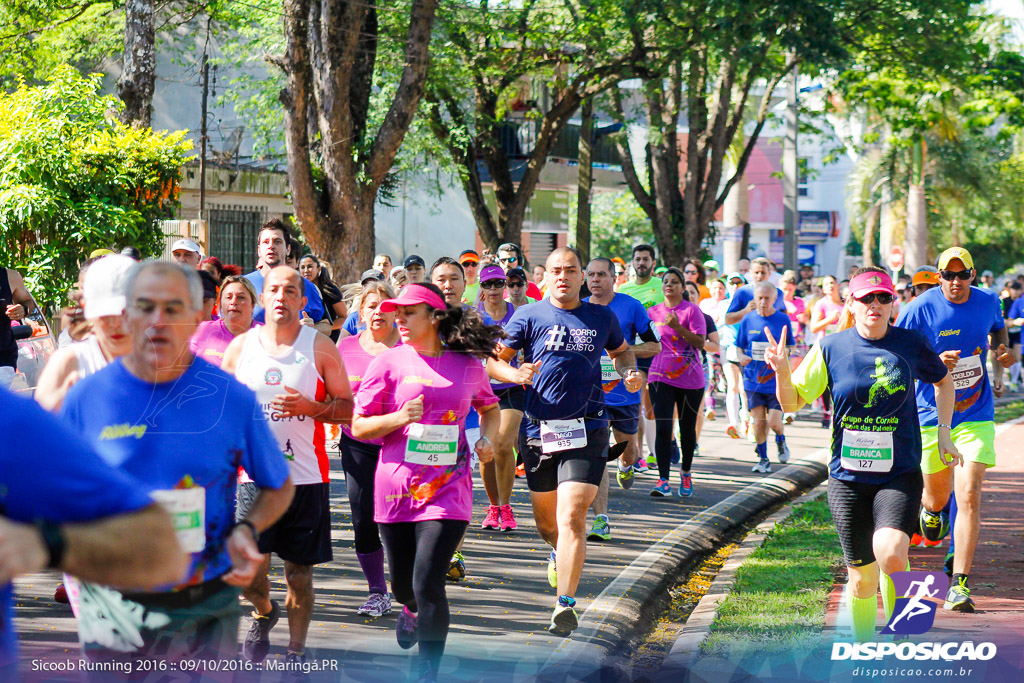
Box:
[507,280,526,288]
[684,269,698,274]
[854,292,895,305]
[499,256,518,264]
[940,269,973,281]
[481,280,506,289]
[460,261,478,268]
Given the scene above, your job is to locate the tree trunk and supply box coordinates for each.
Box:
[574,98,594,263]
[904,138,928,271]
[118,0,156,127]
[862,206,878,267]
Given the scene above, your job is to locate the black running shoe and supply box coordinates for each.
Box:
[242,600,279,662]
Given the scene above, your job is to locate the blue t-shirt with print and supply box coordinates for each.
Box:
[735,310,793,394]
[502,299,625,437]
[584,293,652,407]
[61,358,289,588]
[245,269,326,323]
[726,284,786,316]
[0,389,153,670]
[896,286,1004,427]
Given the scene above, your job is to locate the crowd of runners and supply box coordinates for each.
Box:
[1,223,1021,680]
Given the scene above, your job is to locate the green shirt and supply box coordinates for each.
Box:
[462,282,481,306]
[618,277,665,310]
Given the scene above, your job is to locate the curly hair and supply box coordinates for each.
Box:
[416,282,504,360]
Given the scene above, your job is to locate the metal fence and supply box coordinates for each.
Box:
[206,204,267,273]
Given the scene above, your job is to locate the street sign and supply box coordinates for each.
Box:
[888,245,905,271]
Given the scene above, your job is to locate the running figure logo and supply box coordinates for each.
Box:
[283,439,295,461]
[881,571,949,635]
[545,325,567,351]
[865,356,906,408]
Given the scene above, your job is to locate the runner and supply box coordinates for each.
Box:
[350,282,500,682]
[699,278,727,422]
[582,258,661,537]
[374,253,393,279]
[244,219,328,333]
[404,255,427,283]
[719,272,748,439]
[647,268,706,497]
[724,257,786,326]
[299,254,347,341]
[224,266,353,665]
[0,265,34,390]
[497,243,544,301]
[460,249,481,305]
[683,259,711,301]
[336,279,400,617]
[170,238,202,268]
[769,267,956,642]
[687,280,720,468]
[495,247,643,635]
[736,281,794,473]
[0,388,187,679]
[189,275,260,367]
[895,247,1015,612]
[505,267,532,308]
[60,261,295,669]
[809,275,845,427]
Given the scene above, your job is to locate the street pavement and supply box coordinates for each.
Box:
[14,413,833,682]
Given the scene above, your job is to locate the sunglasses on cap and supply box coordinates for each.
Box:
[940,269,973,281]
[481,279,506,289]
[854,292,895,305]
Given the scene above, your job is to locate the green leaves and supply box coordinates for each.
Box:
[0,66,193,311]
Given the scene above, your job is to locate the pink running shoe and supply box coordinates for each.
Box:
[481,505,500,530]
[499,505,518,532]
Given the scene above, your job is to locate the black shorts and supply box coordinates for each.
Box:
[237,481,333,566]
[605,403,640,435]
[495,385,525,412]
[827,469,923,568]
[520,426,608,493]
[747,390,781,412]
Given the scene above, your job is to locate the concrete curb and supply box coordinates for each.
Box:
[537,448,830,681]
[656,482,830,680]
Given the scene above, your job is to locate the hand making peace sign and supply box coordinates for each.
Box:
[762,325,788,371]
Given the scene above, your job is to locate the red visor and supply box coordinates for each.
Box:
[379,283,447,313]
[849,271,895,299]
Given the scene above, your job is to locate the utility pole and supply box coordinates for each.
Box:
[574,98,594,264]
[199,52,209,221]
[783,62,799,271]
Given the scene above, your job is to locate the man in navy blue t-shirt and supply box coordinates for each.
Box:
[494,247,643,637]
[1,388,185,677]
[61,262,295,667]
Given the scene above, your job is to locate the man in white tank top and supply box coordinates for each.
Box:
[223,266,352,666]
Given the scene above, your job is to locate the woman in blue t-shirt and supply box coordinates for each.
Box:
[766,267,958,643]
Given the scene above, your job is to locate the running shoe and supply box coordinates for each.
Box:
[751,458,772,474]
[726,425,740,439]
[694,443,701,457]
[921,536,944,548]
[54,583,69,604]
[242,600,280,662]
[396,606,419,649]
[547,550,557,588]
[285,652,310,683]
[705,408,716,421]
[633,457,650,473]
[616,465,635,490]
[670,440,681,464]
[446,551,466,583]
[515,462,526,478]
[499,504,518,532]
[944,581,974,613]
[650,479,672,497]
[777,440,790,464]
[919,508,949,543]
[357,592,392,617]
[678,473,693,498]
[548,598,579,636]
[481,505,501,530]
[588,515,611,542]
[785,413,794,425]
[909,533,925,548]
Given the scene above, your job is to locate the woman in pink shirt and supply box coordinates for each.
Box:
[188,275,259,366]
[351,283,500,680]
[336,280,400,618]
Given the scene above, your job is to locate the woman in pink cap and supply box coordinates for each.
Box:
[351,282,501,681]
[766,267,958,643]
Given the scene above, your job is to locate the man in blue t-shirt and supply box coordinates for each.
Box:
[244,219,327,329]
[895,247,1015,612]
[724,257,786,325]
[494,247,643,637]
[1,388,185,677]
[736,281,794,474]
[61,262,295,666]
[582,258,662,540]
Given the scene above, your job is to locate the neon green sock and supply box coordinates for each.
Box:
[880,572,895,621]
[849,593,877,642]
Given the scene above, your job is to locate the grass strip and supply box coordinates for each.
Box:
[700,496,842,657]
[994,399,1024,425]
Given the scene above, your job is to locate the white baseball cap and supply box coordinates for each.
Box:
[83,255,136,319]
[171,238,201,254]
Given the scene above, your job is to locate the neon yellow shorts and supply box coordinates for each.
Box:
[920,421,996,475]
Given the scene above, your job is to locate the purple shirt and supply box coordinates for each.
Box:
[648,300,707,389]
[188,319,257,367]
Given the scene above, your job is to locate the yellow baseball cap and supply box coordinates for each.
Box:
[937,247,974,271]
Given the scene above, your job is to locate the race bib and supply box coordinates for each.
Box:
[951,354,984,390]
[151,487,206,553]
[405,423,459,466]
[840,429,894,473]
[750,341,771,360]
[540,419,587,454]
[600,355,618,382]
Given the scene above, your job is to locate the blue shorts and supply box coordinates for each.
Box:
[746,390,781,412]
[605,403,640,435]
